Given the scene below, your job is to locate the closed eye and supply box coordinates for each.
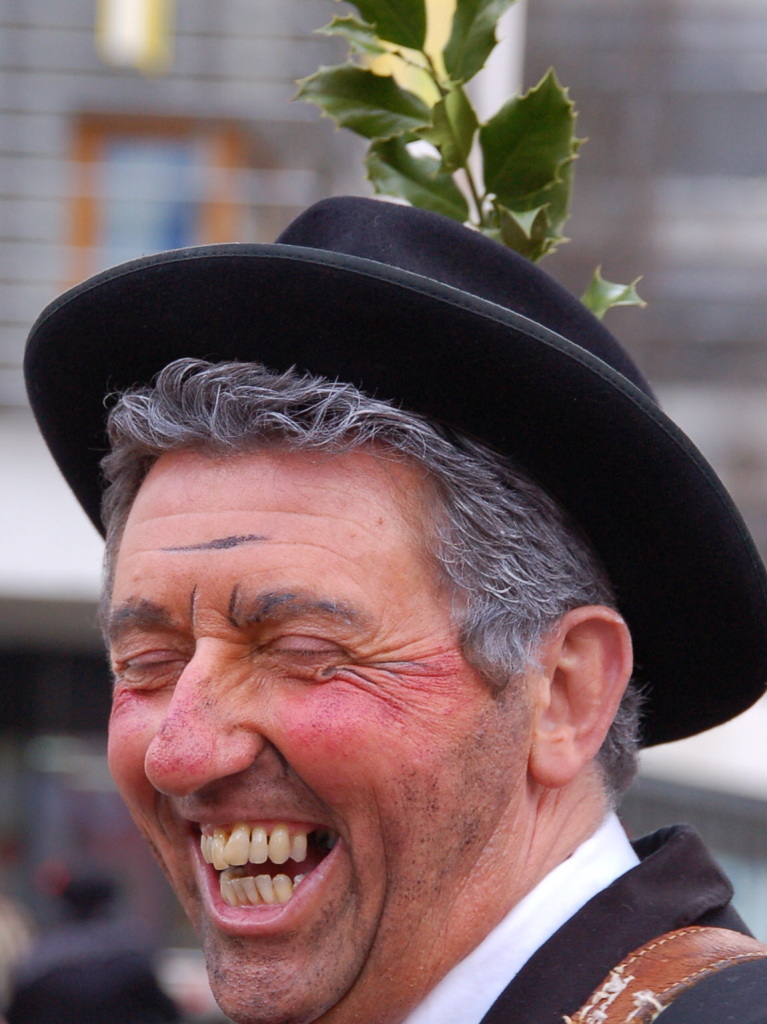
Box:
[112,649,188,688]
[267,635,346,656]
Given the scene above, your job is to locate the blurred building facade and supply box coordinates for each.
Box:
[1,0,767,960]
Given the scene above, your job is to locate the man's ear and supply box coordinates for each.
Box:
[528,606,633,790]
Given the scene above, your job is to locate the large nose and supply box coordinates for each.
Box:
[144,663,268,797]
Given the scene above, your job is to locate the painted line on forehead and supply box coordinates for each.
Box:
[161,533,268,553]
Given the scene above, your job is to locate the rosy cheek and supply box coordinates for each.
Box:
[279,661,490,782]
[271,690,374,776]
[108,693,160,792]
[275,684,421,782]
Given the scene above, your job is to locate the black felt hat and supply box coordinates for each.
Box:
[24,196,767,746]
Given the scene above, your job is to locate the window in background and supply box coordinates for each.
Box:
[70,116,249,281]
[99,135,197,265]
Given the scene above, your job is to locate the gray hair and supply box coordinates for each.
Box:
[101,358,641,801]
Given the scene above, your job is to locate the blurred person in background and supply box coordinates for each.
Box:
[0,893,34,1023]
[6,872,180,1024]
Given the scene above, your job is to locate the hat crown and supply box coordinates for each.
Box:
[277,196,654,400]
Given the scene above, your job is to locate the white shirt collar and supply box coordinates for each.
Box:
[401,813,639,1024]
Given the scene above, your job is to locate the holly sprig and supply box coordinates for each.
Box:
[295,0,643,318]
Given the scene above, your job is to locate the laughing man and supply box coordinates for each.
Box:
[24,197,767,1023]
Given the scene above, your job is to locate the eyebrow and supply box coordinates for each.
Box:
[228,587,362,630]
[106,598,178,646]
[161,533,267,553]
[106,588,364,646]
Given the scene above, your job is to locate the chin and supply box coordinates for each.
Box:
[197,923,353,1024]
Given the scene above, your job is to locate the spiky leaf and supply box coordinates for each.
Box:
[296,64,431,140]
[581,267,646,320]
[366,138,470,221]
[418,85,479,172]
[488,202,564,261]
[480,69,577,210]
[444,0,518,83]
[347,0,427,49]
[523,153,577,237]
[319,15,388,57]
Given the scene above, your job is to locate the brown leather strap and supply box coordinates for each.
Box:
[564,926,767,1024]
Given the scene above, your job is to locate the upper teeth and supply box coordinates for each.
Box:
[201,824,308,871]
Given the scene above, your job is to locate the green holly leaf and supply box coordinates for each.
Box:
[487,202,562,262]
[296,64,431,140]
[496,153,577,257]
[528,153,577,237]
[366,138,470,221]
[318,15,388,57]
[581,267,646,320]
[444,0,518,83]
[418,85,479,172]
[480,69,578,210]
[296,3,646,306]
[347,0,426,50]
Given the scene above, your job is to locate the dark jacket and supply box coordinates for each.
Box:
[480,825,767,1024]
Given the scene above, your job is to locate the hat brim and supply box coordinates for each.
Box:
[24,242,767,746]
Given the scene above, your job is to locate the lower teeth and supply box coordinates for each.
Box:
[220,868,306,907]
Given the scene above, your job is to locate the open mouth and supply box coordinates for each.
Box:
[200,823,337,908]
